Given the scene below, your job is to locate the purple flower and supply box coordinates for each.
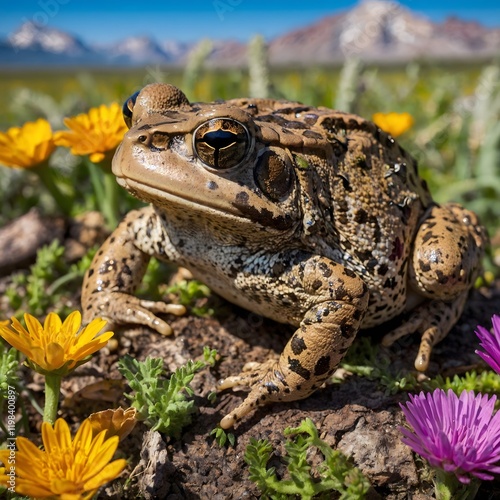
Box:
[476,315,500,374]
[399,389,500,483]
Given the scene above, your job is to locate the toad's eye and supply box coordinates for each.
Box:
[122,90,140,128]
[193,118,251,169]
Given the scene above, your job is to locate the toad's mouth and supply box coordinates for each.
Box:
[115,175,295,232]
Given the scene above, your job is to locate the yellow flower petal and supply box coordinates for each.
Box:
[44,311,63,335]
[0,118,55,169]
[89,151,106,163]
[51,478,83,495]
[372,112,414,138]
[16,436,45,461]
[24,313,44,340]
[63,310,84,338]
[14,479,54,498]
[75,318,108,343]
[71,333,114,361]
[72,419,94,453]
[47,342,66,368]
[0,452,12,469]
[84,458,127,490]
[0,323,30,356]
[29,346,53,371]
[82,436,120,482]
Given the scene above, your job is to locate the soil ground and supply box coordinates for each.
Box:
[1,211,500,499]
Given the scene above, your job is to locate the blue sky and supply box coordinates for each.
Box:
[2,0,499,43]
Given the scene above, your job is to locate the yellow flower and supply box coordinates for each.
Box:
[0,311,113,375]
[372,112,414,137]
[0,418,126,499]
[54,103,127,163]
[0,118,55,169]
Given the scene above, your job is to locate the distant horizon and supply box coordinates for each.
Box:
[2,0,499,45]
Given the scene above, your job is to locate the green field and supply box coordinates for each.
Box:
[1,60,499,264]
[0,63,486,128]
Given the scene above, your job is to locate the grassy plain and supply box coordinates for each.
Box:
[0,62,499,251]
[0,63,485,127]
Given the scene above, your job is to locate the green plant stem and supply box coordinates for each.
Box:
[43,374,62,424]
[103,168,119,229]
[19,397,32,436]
[47,269,83,295]
[34,163,73,215]
[0,411,8,436]
[87,158,119,230]
[434,469,481,500]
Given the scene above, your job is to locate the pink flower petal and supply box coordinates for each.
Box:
[475,315,500,374]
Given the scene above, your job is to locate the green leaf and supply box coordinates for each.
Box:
[244,418,371,499]
[117,350,217,438]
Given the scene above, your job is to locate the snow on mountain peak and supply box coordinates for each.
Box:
[9,21,88,54]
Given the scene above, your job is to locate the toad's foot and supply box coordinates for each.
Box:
[217,358,314,429]
[381,292,467,371]
[81,207,187,335]
[84,292,186,336]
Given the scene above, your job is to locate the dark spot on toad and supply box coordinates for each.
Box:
[389,237,404,261]
[314,356,331,376]
[436,270,449,285]
[311,279,323,291]
[235,191,249,205]
[383,277,397,289]
[339,319,352,338]
[231,193,293,230]
[291,335,307,355]
[343,267,357,278]
[354,209,368,224]
[272,261,285,275]
[422,231,435,244]
[318,262,333,278]
[265,382,279,393]
[303,130,323,139]
[288,358,311,380]
[121,264,132,276]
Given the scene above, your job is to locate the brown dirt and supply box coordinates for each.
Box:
[2,214,500,499]
[76,283,500,499]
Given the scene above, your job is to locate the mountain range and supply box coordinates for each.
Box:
[2,1,499,68]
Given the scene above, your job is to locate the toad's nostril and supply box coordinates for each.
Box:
[138,135,147,143]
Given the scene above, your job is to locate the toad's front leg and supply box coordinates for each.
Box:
[218,255,369,429]
[81,206,185,334]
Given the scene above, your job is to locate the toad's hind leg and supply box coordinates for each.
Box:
[382,292,467,371]
[218,255,369,429]
[382,203,486,371]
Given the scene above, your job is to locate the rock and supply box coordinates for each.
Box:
[0,208,65,275]
[135,430,176,499]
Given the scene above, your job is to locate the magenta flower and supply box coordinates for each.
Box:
[475,315,500,374]
[399,389,500,484]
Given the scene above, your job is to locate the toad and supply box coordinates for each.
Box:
[82,83,486,428]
